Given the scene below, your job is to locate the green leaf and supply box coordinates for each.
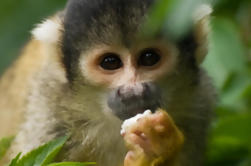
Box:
[211,113,251,144]
[164,0,212,40]
[0,136,14,160]
[219,73,251,109]
[207,113,251,165]
[142,0,173,38]
[46,162,96,166]
[206,136,250,166]
[7,136,96,166]
[15,136,68,166]
[9,153,21,166]
[142,0,212,40]
[241,83,251,108]
[203,17,247,89]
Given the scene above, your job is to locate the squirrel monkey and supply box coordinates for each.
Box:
[0,0,215,165]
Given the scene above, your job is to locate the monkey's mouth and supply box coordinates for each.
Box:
[133,109,147,115]
[131,108,157,116]
[127,106,158,117]
[115,104,159,120]
[108,94,161,120]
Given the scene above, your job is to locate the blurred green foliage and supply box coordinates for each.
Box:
[203,1,251,165]
[0,0,250,165]
[0,0,67,74]
[0,136,14,161]
[3,136,95,166]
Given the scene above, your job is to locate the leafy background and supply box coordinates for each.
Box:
[0,0,250,165]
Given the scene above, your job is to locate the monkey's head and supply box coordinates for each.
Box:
[33,0,212,120]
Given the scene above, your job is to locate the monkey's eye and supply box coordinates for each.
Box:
[100,53,123,70]
[138,49,161,67]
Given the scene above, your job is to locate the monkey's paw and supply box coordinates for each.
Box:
[122,109,184,166]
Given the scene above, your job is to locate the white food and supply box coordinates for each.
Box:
[120,110,152,135]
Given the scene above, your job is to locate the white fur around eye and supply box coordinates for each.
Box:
[32,19,61,44]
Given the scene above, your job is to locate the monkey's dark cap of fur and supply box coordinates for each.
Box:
[62,0,199,82]
[62,0,154,81]
[64,0,154,45]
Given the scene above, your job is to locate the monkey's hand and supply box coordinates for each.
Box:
[122,109,184,166]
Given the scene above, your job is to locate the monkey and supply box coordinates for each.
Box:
[0,0,215,165]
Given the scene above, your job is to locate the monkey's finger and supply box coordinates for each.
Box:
[150,110,173,127]
[124,150,152,166]
[132,113,169,139]
[127,116,154,136]
[124,133,151,152]
[149,111,178,136]
[124,151,136,165]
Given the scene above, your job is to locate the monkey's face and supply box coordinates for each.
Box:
[79,41,178,120]
[62,0,210,120]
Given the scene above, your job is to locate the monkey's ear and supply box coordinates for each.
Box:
[32,17,62,44]
[193,4,212,64]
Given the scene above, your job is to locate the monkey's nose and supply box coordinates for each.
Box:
[117,83,144,99]
[108,82,162,120]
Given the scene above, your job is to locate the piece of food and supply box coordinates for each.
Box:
[120,110,152,135]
